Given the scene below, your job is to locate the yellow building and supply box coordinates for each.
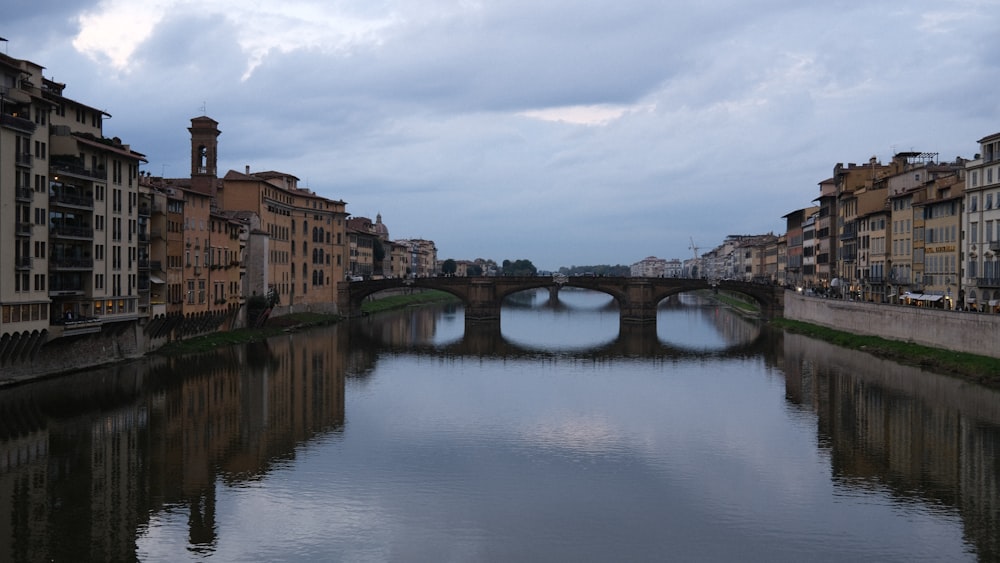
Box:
[913,175,964,309]
[171,117,350,312]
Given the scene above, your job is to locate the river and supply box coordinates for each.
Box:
[1,289,998,562]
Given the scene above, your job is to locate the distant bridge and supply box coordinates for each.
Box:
[340,276,785,326]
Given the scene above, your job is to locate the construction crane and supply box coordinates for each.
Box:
[689,237,699,260]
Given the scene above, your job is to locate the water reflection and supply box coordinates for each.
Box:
[657,292,763,351]
[781,333,1000,561]
[0,330,347,562]
[356,289,766,360]
[0,298,998,561]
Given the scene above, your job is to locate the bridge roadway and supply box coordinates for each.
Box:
[341,276,785,325]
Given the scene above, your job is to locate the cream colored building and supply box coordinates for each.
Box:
[1,51,146,346]
[1,54,51,341]
[964,132,1000,311]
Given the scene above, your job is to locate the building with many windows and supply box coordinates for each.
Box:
[1,52,147,348]
[964,132,1000,311]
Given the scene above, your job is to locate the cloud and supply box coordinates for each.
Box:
[7,0,1000,268]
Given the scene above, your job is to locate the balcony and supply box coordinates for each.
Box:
[148,260,162,271]
[50,257,95,270]
[50,225,94,240]
[51,317,104,337]
[15,222,33,237]
[49,279,86,295]
[138,205,151,217]
[50,157,106,181]
[15,256,33,271]
[138,259,150,270]
[50,191,95,210]
[977,278,1000,289]
[15,152,32,167]
[990,241,1000,252]
[1,114,36,135]
[15,186,34,203]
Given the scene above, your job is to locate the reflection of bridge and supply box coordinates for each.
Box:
[341,276,785,325]
[348,318,774,362]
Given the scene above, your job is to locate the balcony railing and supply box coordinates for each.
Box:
[138,205,151,217]
[138,259,150,270]
[1,114,36,134]
[148,260,162,271]
[990,241,1000,252]
[15,186,34,202]
[50,225,94,239]
[977,278,1000,289]
[50,161,106,181]
[50,257,94,270]
[15,152,32,166]
[50,191,95,209]
[15,222,32,237]
[15,256,33,270]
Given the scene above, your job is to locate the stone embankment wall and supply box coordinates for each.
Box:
[0,305,248,386]
[784,291,1000,359]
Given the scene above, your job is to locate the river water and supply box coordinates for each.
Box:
[1,289,999,562]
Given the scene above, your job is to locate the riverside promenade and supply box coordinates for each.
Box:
[784,291,1000,360]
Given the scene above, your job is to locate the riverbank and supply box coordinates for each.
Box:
[154,290,458,356]
[706,289,1000,389]
[771,317,1000,389]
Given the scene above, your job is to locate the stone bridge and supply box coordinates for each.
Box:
[340,276,785,326]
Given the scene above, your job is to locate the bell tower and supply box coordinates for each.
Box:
[188,116,221,196]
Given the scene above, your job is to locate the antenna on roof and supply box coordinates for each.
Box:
[199,101,207,115]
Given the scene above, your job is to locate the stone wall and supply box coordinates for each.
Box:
[0,324,142,385]
[784,291,1000,359]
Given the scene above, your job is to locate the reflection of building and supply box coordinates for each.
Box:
[0,325,348,561]
[782,334,1000,560]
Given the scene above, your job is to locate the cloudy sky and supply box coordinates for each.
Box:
[4,0,998,269]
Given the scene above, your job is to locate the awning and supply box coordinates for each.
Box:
[903,293,943,302]
[990,300,999,307]
[149,274,166,284]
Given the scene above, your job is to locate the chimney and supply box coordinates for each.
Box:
[245,165,250,175]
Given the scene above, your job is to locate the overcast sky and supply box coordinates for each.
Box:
[5,0,998,270]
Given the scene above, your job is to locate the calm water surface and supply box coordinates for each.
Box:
[1,289,999,562]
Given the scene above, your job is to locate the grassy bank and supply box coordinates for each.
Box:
[154,291,457,356]
[771,317,1000,388]
[360,290,459,314]
[711,290,760,314]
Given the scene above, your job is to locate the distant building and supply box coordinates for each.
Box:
[630,256,667,277]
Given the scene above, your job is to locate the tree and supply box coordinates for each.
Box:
[442,259,457,276]
[467,264,483,276]
[501,258,538,276]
